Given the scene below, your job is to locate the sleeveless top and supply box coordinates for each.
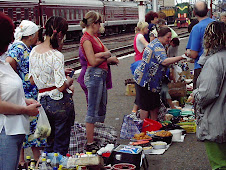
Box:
[134,33,145,61]
[80,32,108,70]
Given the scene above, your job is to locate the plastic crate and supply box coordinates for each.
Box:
[177,122,196,133]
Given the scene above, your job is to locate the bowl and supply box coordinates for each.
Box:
[152,135,172,144]
[169,129,182,141]
[168,109,181,117]
[151,141,167,149]
[143,146,153,154]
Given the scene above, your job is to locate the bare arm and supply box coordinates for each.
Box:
[161,56,184,66]
[188,50,199,59]
[0,97,40,116]
[140,36,149,47]
[5,57,18,73]
[83,40,107,67]
[57,76,74,92]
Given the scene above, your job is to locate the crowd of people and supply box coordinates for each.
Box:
[0,0,225,169]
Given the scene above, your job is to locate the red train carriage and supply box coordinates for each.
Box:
[0,0,138,40]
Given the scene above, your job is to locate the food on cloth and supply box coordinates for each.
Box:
[155,130,172,137]
[133,132,152,140]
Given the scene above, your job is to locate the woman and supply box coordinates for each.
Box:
[6,20,46,166]
[29,16,75,156]
[144,11,158,43]
[193,21,226,170]
[131,21,149,114]
[134,27,187,120]
[80,11,119,152]
[0,12,40,170]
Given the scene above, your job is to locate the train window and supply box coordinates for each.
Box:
[70,9,74,20]
[24,8,29,20]
[76,9,79,19]
[8,8,13,19]
[66,9,70,20]
[61,9,64,18]
[0,8,3,12]
[56,9,59,16]
[80,10,83,19]
[16,8,21,21]
[31,8,34,21]
[53,9,55,16]
[35,9,38,23]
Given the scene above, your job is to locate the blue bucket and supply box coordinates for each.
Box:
[168,109,181,117]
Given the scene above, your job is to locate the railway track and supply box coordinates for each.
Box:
[64,30,190,70]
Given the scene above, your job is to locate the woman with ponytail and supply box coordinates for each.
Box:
[80,11,119,152]
[29,16,75,156]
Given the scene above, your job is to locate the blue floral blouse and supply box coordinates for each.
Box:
[8,41,38,100]
[134,38,168,93]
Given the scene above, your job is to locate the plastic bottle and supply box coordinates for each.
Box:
[58,165,63,170]
[39,158,48,170]
[29,160,36,170]
[26,156,31,169]
[51,153,59,168]
[61,153,71,168]
[46,159,52,170]
[38,152,47,168]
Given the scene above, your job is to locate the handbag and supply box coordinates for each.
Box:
[130,60,142,75]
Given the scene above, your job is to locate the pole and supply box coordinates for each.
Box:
[153,0,158,12]
[210,0,212,18]
[138,1,146,21]
[38,0,43,27]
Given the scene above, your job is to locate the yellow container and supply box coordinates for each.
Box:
[177,122,196,133]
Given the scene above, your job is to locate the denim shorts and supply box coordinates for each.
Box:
[84,67,107,124]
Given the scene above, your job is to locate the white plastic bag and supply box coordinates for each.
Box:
[173,65,182,82]
[34,106,51,139]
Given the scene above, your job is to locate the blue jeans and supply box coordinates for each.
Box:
[84,67,107,123]
[0,128,25,170]
[40,92,75,156]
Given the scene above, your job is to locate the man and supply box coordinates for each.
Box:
[220,12,226,24]
[186,1,214,89]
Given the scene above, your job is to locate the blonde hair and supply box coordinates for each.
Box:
[135,21,149,34]
[80,11,102,28]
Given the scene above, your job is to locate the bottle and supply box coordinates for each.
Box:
[39,158,48,170]
[58,165,63,170]
[61,153,71,168]
[38,152,47,168]
[51,153,59,168]
[29,159,36,170]
[46,159,52,170]
[26,156,31,170]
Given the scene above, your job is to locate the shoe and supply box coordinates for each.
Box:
[85,142,100,153]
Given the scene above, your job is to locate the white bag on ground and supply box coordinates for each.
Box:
[34,106,51,139]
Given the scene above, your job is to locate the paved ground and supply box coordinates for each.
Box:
[25,37,211,169]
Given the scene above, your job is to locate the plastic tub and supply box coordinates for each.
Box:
[168,109,181,117]
[169,129,182,141]
[142,118,162,132]
[112,163,136,170]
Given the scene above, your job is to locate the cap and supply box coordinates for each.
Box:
[54,153,58,157]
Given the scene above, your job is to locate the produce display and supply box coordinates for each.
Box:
[133,132,152,140]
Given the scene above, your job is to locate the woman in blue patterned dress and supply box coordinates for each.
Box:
[133,27,187,120]
[6,20,46,166]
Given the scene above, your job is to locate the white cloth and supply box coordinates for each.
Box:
[136,33,146,53]
[0,60,29,135]
[14,20,39,41]
[29,46,70,101]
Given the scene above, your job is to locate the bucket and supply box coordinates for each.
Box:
[112,163,136,170]
[169,129,182,141]
[142,118,162,132]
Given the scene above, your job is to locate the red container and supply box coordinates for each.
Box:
[112,163,136,170]
[142,118,162,132]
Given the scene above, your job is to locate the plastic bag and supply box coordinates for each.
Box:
[173,65,182,82]
[34,106,51,139]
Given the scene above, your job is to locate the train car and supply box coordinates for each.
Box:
[175,2,192,28]
[0,0,138,40]
[0,0,39,26]
[160,6,175,24]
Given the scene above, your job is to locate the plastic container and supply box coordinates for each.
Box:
[142,118,162,132]
[112,163,136,170]
[169,129,182,141]
[151,141,167,149]
[168,109,181,117]
[177,122,196,133]
[152,135,172,144]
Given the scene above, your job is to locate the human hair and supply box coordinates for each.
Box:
[42,16,68,49]
[80,11,102,28]
[145,11,158,23]
[158,11,166,19]
[203,21,226,56]
[220,12,226,18]
[188,19,199,33]
[0,12,14,54]
[194,1,208,17]
[135,21,149,34]
[158,19,166,26]
[171,37,180,46]
[157,27,171,37]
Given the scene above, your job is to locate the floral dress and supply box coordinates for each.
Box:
[8,41,46,148]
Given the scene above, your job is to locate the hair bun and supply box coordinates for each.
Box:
[82,18,87,25]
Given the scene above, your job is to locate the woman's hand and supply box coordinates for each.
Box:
[24,103,41,116]
[25,98,39,106]
[107,56,119,65]
[65,68,74,76]
[69,85,74,95]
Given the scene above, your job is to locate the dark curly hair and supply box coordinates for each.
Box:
[0,12,14,54]
[145,11,158,23]
[204,21,226,56]
[39,16,68,49]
